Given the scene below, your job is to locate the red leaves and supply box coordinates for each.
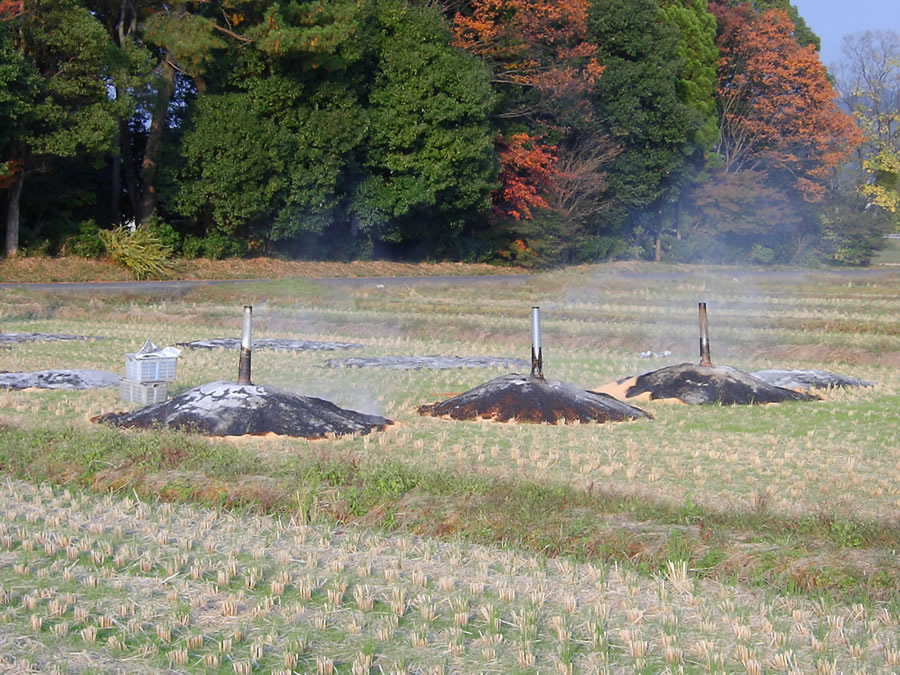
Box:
[453,0,601,96]
[494,133,557,221]
[0,160,23,189]
[713,6,863,200]
[0,0,23,21]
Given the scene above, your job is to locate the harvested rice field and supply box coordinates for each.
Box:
[0,261,898,672]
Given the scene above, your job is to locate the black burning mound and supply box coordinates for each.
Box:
[750,369,874,391]
[0,369,119,390]
[178,338,362,351]
[321,356,530,370]
[418,373,650,424]
[95,381,391,438]
[595,363,819,405]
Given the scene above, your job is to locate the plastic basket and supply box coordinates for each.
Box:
[125,355,177,382]
[119,379,168,405]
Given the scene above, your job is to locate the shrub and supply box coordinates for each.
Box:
[181,231,248,260]
[145,217,183,255]
[62,220,105,258]
[98,226,173,279]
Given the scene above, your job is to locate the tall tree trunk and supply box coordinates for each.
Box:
[5,168,25,258]
[111,127,122,224]
[120,119,141,221]
[139,57,175,225]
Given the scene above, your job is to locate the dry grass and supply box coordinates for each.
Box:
[0,256,525,283]
[1,478,897,673]
[0,263,898,669]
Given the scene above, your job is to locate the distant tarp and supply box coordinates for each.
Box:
[178,338,362,352]
[418,373,650,424]
[95,380,391,438]
[0,332,96,344]
[750,369,874,391]
[321,356,530,370]
[595,363,819,405]
[0,369,119,390]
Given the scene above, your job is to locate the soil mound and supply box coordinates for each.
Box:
[95,381,391,438]
[595,364,819,405]
[177,338,363,351]
[418,373,650,424]
[0,369,119,390]
[321,356,529,370]
[750,369,875,391]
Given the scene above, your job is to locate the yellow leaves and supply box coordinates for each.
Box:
[861,150,900,212]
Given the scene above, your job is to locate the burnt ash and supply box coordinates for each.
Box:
[751,369,875,391]
[0,369,119,390]
[626,364,819,405]
[321,356,530,370]
[95,381,391,438]
[418,373,650,424]
[177,338,362,351]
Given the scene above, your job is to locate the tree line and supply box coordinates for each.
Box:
[1,0,897,267]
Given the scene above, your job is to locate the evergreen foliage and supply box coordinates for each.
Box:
[0,0,890,266]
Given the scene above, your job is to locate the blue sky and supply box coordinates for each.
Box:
[790,0,900,68]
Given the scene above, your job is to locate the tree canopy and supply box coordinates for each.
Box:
[1,0,891,266]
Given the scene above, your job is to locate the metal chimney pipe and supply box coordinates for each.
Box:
[237,305,253,384]
[531,306,544,379]
[698,302,712,367]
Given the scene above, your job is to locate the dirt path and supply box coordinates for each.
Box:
[0,274,530,294]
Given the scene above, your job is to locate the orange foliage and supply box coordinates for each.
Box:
[0,0,23,20]
[453,0,602,97]
[714,7,863,201]
[494,133,557,220]
[0,160,23,189]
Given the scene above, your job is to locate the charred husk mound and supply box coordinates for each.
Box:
[612,363,819,405]
[418,373,650,424]
[95,381,391,438]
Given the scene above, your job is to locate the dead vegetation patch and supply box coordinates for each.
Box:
[0,256,526,283]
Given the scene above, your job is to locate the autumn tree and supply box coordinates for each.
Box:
[711,6,861,200]
[836,30,899,219]
[453,0,612,261]
[679,4,862,263]
[453,0,602,116]
[0,0,22,20]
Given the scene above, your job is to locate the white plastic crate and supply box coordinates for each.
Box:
[125,355,177,382]
[119,378,168,405]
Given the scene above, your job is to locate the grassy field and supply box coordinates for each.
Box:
[1,262,898,672]
[872,237,900,267]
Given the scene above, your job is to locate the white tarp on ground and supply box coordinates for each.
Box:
[0,369,119,390]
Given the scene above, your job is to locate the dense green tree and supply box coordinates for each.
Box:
[659,0,719,154]
[167,0,367,252]
[168,0,496,257]
[354,0,498,252]
[587,0,691,230]
[2,0,126,257]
